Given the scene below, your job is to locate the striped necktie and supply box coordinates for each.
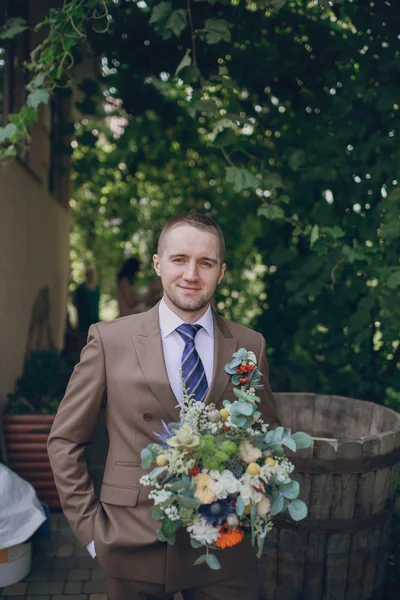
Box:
[176,324,208,402]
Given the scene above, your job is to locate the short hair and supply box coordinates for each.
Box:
[157,213,225,263]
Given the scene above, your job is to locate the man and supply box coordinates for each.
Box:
[48,213,280,600]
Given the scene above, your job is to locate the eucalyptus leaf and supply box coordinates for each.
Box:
[270,490,284,516]
[191,538,203,548]
[206,553,221,570]
[292,432,313,449]
[288,499,308,521]
[279,480,300,500]
[194,554,207,566]
[236,496,245,516]
[282,435,296,452]
[141,448,154,470]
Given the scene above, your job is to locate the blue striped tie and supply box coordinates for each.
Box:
[176,324,208,402]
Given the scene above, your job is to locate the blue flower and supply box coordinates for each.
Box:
[199,497,235,526]
[154,420,180,447]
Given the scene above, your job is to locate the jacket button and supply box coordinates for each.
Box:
[143,412,152,422]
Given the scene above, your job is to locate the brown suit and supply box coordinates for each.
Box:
[47,304,279,594]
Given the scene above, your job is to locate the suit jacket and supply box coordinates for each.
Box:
[47,303,280,592]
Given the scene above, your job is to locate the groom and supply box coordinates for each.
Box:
[48,213,280,600]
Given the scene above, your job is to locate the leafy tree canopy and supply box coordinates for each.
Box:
[1,0,400,406]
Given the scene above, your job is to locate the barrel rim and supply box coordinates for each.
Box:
[274,392,400,442]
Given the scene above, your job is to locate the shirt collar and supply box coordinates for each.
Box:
[159,297,214,339]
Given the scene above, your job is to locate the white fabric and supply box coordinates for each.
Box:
[86,539,96,558]
[86,298,215,558]
[158,297,214,402]
[0,464,46,548]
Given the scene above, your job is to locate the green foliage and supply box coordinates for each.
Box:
[0,1,109,157]
[7,349,69,414]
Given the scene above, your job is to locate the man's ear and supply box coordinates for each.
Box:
[153,254,161,276]
[217,263,226,285]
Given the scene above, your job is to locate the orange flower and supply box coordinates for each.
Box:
[215,526,244,549]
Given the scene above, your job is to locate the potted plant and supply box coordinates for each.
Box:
[2,349,70,509]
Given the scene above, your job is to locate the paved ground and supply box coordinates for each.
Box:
[0,512,107,599]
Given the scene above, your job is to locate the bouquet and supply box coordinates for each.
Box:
[140,348,312,570]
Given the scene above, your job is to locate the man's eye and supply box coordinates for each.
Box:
[201,262,212,267]
[173,258,184,263]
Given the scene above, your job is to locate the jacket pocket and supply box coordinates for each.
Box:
[99,483,140,507]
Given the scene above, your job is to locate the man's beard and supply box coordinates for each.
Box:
[165,288,211,314]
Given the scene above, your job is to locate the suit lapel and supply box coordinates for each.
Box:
[131,304,179,421]
[204,312,237,408]
[131,304,237,420]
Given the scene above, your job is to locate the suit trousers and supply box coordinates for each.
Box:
[106,566,260,600]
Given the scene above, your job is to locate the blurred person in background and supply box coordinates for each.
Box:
[117,257,145,316]
[74,267,100,333]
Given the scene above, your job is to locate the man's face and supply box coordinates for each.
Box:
[153,225,226,316]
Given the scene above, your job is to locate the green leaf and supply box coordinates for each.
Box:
[150,506,163,520]
[288,499,308,521]
[176,49,192,75]
[206,553,221,570]
[270,490,284,515]
[310,225,319,248]
[166,9,187,38]
[179,65,201,83]
[265,426,284,445]
[258,204,285,221]
[279,480,300,500]
[226,167,259,193]
[282,435,296,452]
[203,19,231,45]
[231,400,254,416]
[176,495,200,509]
[191,538,203,548]
[156,528,167,542]
[386,271,400,289]
[214,128,236,147]
[149,2,172,27]
[140,448,154,469]
[194,554,207,566]
[149,466,167,478]
[0,17,28,40]
[192,100,218,115]
[236,496,245,516]
[27,89,50,109]
[232,387,248,400]
[292,432,313,449]
[0,124,18,144]
[270,0,288,9]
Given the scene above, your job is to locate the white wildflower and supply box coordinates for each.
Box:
[208,470,242,499]
[187,517,220,546]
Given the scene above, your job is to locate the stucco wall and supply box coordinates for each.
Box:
[0,160,70,409]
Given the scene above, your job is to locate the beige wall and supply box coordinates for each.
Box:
[0,160,70,409]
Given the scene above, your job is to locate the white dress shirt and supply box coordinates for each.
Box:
[159,297,214,401]
[86,298,215,558]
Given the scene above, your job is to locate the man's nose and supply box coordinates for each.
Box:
[184,262,199,280]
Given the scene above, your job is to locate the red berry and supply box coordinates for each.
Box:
[223,425,231,431]
[236,369,241,374]
[246,377,250,383]
[189,466,200,477]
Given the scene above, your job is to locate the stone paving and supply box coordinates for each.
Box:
[0,512,107,600]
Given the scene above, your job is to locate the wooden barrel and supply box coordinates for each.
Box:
[2,414,61,510]
[259,393,400,600]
